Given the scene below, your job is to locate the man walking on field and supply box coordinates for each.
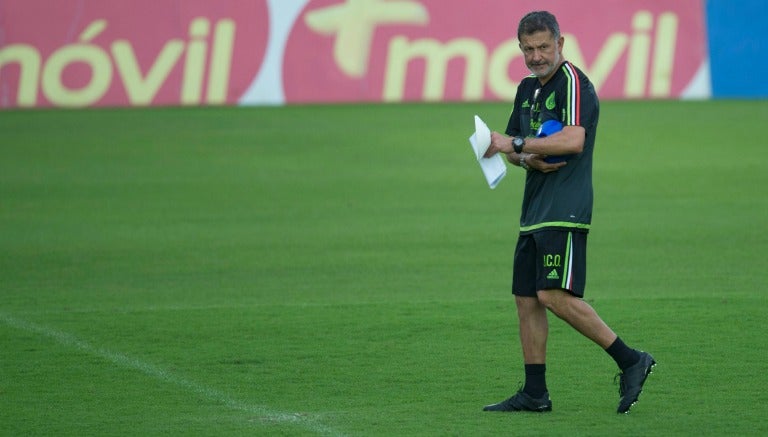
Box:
[481,11,655,414]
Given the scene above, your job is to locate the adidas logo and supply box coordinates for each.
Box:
[547,269,560,280]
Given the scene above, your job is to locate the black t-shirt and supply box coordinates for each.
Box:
[505,61,600,234]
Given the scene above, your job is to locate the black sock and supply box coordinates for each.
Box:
[523,364,547,398]
[605,337,641,371]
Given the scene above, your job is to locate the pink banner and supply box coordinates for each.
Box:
[0,0,708,108]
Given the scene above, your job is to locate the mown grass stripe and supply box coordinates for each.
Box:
[0,311,344,437]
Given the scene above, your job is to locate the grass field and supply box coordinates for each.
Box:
[1,100,767,436]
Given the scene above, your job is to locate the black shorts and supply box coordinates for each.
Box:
[512,230,587,298]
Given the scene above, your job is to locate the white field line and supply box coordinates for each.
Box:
[0,312,344,437]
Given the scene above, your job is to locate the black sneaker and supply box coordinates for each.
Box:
[483,390,552,412]
[616,351,656,413]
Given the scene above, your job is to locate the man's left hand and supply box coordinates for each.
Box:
[525,154,567,173]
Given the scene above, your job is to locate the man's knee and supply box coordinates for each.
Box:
[516,294,539,307]
[515,295,544,316]
[536,288,570,311]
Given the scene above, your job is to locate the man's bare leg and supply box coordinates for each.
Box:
[535,289,616,348]
[515,295,549,363]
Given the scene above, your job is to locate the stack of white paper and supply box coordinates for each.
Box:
[468,115,506,189]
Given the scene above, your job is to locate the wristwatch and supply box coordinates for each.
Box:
[512,137,525,154]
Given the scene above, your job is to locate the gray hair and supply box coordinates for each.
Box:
[517,11,561,40]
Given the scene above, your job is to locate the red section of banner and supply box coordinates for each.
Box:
[283,0,706,103]
[0,0,707,108]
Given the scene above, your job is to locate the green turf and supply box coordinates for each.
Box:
[1,100,767,436]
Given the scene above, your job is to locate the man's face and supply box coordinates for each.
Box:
[519,30,564,82]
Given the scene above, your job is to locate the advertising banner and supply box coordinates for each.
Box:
[0,0,709,109]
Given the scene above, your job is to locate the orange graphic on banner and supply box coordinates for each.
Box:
[305,0,428,78]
